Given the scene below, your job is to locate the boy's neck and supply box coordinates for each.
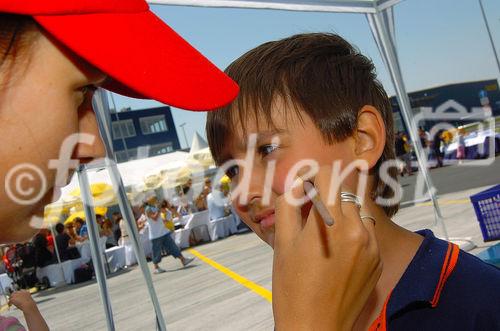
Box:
[353,200,424,330]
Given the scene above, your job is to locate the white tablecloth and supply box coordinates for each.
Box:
[122,231,153,266]
[209,215,237,241]
[173,211,212,248]
[76,241,91,263]
[105,246,125,272]
[0,273,13,293]
[36,258,85,286]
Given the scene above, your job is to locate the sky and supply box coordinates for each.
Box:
[111,0,500,149]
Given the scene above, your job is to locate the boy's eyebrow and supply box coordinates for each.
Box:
[218,129,287,165]
[239,129,287,150]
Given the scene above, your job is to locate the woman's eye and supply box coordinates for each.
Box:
[78,85,97,108]
[258,144,279,158]
[81,84,97,96]
[225,165,239,179]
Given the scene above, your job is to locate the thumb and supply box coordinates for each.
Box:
[274,177,307,247]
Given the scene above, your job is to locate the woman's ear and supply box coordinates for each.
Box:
[354,105,386,169]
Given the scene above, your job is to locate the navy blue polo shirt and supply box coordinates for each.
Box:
[370,229,500,330]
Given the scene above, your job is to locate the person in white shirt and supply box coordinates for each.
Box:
[143,205,194,274]
[207,188,228,221]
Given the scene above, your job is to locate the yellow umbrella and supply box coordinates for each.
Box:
[43,214,63,226]
[69,183,116,207]
[69,183,113,197]
[188,147,215,169]
[64,207,108,225]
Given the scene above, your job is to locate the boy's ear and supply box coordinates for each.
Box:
[354,105,386,169]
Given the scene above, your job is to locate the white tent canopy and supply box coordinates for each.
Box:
[189,131,208,153]
[52,151,189,204]
[149,0,401,13]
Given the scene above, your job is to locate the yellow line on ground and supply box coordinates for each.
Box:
[188,248,272,303]
[416,199,470,207]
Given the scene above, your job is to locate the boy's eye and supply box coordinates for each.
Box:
[225,165,239,179]
[258,144,279,158]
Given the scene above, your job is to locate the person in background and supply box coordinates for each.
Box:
[207,184,228,221]
[65,223,82,243]
[54,223,80,261]
[456,128,466,164]
[32,229,54,268]
[401,132,413,175]
[111,212,122,246]
[418,126,429,158]
[143,205,194,274]
[432,129,445,168]
[160,201,175,232]
[73,218,88,241]
[76,218,89,240]
[118,216,130,247]
[1,290,49,331]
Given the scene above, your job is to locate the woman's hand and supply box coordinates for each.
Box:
[272,167,382,330]
[9,290,49,331]
[9,290,37,312]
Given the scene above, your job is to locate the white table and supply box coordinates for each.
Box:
[174,211,212,248]
[0,273,13,294]
[105,246,126,272]
[76,241,91,263]
[123,230,152,266]
[209,215,237,241]
[36,258,86,286]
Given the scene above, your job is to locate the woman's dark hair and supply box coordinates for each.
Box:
[55,223,65,234]
[207,33,399,217]
[74,217,85,226]
[0,14,38,80]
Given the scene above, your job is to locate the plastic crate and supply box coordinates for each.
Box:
[470,184,500,242]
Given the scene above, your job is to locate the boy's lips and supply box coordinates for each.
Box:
[254,209,275,231]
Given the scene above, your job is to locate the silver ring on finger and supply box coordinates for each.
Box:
[340,192,361,209]
[360,215,376,226]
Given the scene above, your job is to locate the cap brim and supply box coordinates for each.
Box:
[35,11,238,111]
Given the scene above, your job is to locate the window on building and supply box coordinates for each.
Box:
[140,115,168,135]
[149,143,173,156]
[112,120,136,139]
[114,148,139,163]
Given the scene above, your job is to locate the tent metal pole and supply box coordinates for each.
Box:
[105,158,168,331]
[92,90,167,331]
[478,0,500,75]
[366,9,449,240]
[48,225,66,287]
[77,165,116,331]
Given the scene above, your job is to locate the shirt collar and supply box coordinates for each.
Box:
[386,229,452,317]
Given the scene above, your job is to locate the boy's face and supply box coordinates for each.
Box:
[222,99,359,247]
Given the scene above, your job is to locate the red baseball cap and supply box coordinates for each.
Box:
[0,0,239,111]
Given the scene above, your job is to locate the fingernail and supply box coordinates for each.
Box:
[291,176,304,189]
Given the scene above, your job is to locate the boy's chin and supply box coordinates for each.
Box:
[259,231,275,248]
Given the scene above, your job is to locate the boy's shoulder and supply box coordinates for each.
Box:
[387,229,500,330]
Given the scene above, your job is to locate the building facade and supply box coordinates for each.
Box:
[391,79,500,133]
[110,106,181,162]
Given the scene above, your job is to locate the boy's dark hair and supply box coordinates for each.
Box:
[206,33,399,217]
[55,223,65,234]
